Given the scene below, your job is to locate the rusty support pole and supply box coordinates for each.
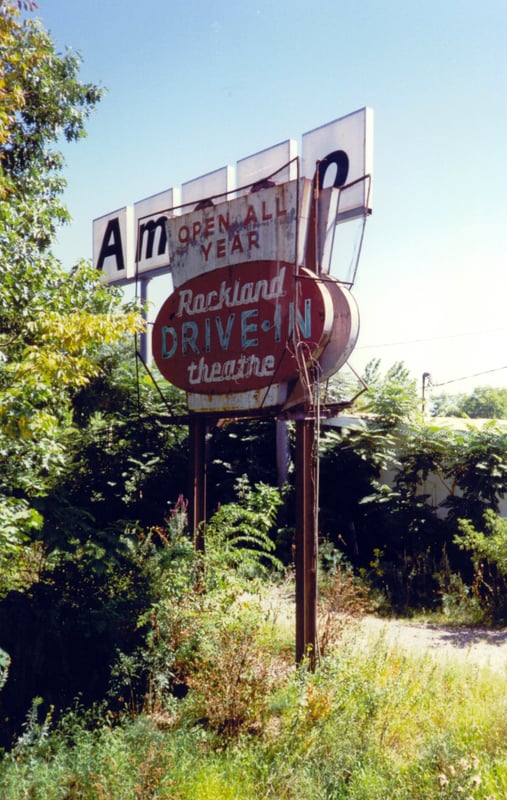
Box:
[295,417,318,668]
[138,278,151,364]
[188,415,207,551]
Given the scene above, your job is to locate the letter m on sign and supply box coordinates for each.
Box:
[136,217,168,262]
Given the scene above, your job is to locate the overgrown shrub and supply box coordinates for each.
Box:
[0,533,153,749]
[317,547,373,656]
[454,511,507,623]
[110,479,284,721]
[186,604,289,738]
[3,570,507,797]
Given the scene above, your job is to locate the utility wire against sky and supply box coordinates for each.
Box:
[354,328,507,390]
[430,366,507,389]
[356,327,507,350]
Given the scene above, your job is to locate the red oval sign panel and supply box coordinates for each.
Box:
[152,261,333,396]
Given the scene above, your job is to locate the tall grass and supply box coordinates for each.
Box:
[1,612,507,799]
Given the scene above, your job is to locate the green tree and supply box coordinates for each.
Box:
[0,2,142,590]
[431,386,507,419]
[319,361,418,570]
[41,354,189,553]
[442,423,507,526]
[357,359,420,427]
[461,386,507,419]
[319,363,507,610]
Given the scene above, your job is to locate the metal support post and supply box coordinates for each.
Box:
[276,419,291,487]
[295,417,318,668]
[139,278,151,364]
[188,415,207,551]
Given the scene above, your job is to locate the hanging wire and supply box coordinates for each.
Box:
[432,365,507,388]
[308,169,325,663]
[134,330,142,417]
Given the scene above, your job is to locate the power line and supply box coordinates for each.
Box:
[431,366,507,388]
[356,326,507,350]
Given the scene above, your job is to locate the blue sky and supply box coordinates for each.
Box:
[38,0,507,397]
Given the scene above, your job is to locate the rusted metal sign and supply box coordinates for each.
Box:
[153,261,337,408]
[152,170,359,413]
[94,108,371,412]
[168,181,300,286]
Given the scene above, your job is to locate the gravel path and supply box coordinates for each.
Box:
[259,589,507,673]
[361,616,507,673]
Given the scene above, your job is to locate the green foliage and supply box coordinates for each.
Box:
[204,476,283,581]
[2,623,507,798]
[316,361,507,612]
[0,533,154,748]
[207,417,279,507]
[40,354,189,549]
[359,359,420,427]
[358,419,507,613]
[318,423,398,570]
[0,4,144,579]
[0,4,101,250]
[438,423,507,531]
[1,710,177,799]
[432,385,507,419]
[186,603,287,738]
[0,647,9,692]
[317,550,373,655]
[437,570,485,626]
[0,497,43,594]
[454,511,507,622]
[457,511,507,573]
[109,481,284,720]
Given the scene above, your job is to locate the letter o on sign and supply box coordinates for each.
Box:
[317,150,349,189]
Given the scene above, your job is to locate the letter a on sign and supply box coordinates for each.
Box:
[93,206,134,283]
[97,218,124,271]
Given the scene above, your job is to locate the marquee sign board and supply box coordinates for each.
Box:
[167,180,304,288]
[94,205,134,283]
[152,261,359,413]
[93,107,373,284]
[302,109,372,220]
[93,107,372,413]
[236,139,298,190]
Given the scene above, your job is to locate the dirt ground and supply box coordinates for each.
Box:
[360,616,507,673]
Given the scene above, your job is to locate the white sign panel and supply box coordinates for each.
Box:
[181,165,235,209]
[167,181,300,288]
[93,108,373,284]
[93,206,134,283]
[302,107,373,221]
[236,139,297,192]
[134,187,180,276]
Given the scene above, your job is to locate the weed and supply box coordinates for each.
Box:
[186,607,286,738]
[318,558,372,657]
[438,571,486,626]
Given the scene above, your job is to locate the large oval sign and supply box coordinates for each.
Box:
[152,261,334,395]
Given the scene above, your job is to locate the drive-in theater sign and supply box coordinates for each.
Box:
[93,107,373,664]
